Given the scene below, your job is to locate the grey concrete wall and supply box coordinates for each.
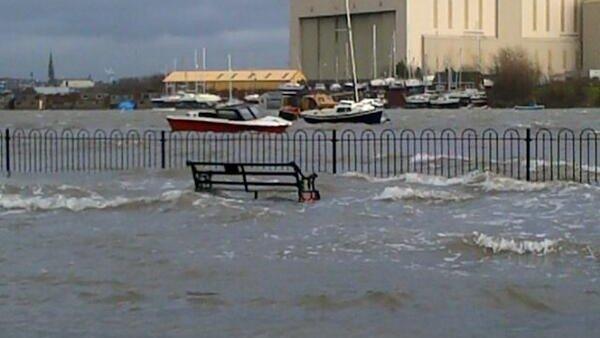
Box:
[290,0,407,81]
[583,1,600,74]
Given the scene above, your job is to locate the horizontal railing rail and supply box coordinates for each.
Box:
[1,127,598,183]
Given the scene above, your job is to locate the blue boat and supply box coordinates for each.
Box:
[118,100,137,111]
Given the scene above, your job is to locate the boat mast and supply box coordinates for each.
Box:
[390,30,397,78]
[202,48,207,93]
[458,48,463,90]
[345,0,359,102]
[194,49,199,94]
[372,24,377,80]
[228,54,233,102]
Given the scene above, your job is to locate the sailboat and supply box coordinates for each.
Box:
[301,0,385,125]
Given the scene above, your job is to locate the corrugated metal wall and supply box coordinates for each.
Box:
[300,11,396,82]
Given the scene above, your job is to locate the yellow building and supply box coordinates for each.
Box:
[163,69,307,94]
[290,0,583,80]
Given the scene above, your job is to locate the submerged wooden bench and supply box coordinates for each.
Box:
[186,161,321,202]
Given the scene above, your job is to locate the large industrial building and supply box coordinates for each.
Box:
[290,0,586,81]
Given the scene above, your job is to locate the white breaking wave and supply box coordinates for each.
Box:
[341,172,405,183]
[344,171,561,193]
[472,232,559,255]
[410,153,468,164]
[342,171,481,186]
[375,186,474,203]
[475,174,550,192]
[531,160,600,174]
[403,172,482,187]
[0,190,186,212]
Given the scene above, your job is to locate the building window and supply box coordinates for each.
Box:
[533,0,538,31]
[465,0,469,29]
[574,0,579,32]
[478,0,483,30]
[434,0,439,29]
[448,0,453,29]
[561,0,565,32]
[546,0,550,32]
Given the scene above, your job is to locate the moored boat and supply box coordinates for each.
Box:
[514,103,545,111]
[167,104,291,133]
[429,94,461,109]
[405,93,432,109]
[301,100,384,125]
[243,94,260,104]
[279,93,337,121]
[152,92,222,110]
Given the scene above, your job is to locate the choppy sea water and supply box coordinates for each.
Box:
[0,109,599,337]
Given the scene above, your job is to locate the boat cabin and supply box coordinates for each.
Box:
[300,94,336,111]
[186,104,265,121]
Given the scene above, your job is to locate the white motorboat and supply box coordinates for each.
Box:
[152,92,222,110]
[429,94,461,109]
[405,93,432,109]
[167,103,291,133]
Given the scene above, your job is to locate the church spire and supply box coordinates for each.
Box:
[48,53,56,86]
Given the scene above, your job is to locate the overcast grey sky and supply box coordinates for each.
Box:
[0,0,289,80]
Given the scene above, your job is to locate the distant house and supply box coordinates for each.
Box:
[60,79,95,90]
[34,86,73,96]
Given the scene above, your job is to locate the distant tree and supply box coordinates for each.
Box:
[93,74,164,95]
[488,47,541,107]
[395,61,408,79]
[534,77,600,108]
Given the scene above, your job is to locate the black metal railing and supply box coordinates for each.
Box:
[1,127,598,183]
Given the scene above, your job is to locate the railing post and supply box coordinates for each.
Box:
[160,130,166,170]
[525,128,531,182]
[331,129,338,175]
[4,128,10,177]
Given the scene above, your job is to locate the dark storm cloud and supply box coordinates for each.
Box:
[0,0,289,79]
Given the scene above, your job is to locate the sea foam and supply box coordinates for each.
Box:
[345,171,560,193]
[0,190,186,212]
[375,186,474,203]
[471,232,559,255]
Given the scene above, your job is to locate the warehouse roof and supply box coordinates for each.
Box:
[164,69,306,83]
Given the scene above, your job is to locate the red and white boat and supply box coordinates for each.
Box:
[167,104,292,133]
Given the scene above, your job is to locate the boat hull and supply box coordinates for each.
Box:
[279,110,300,121]
[514,105,545,111]
[430,102,462,109]
[404,102,429,109]
[302,109,384,125]
[167,118,289,134]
